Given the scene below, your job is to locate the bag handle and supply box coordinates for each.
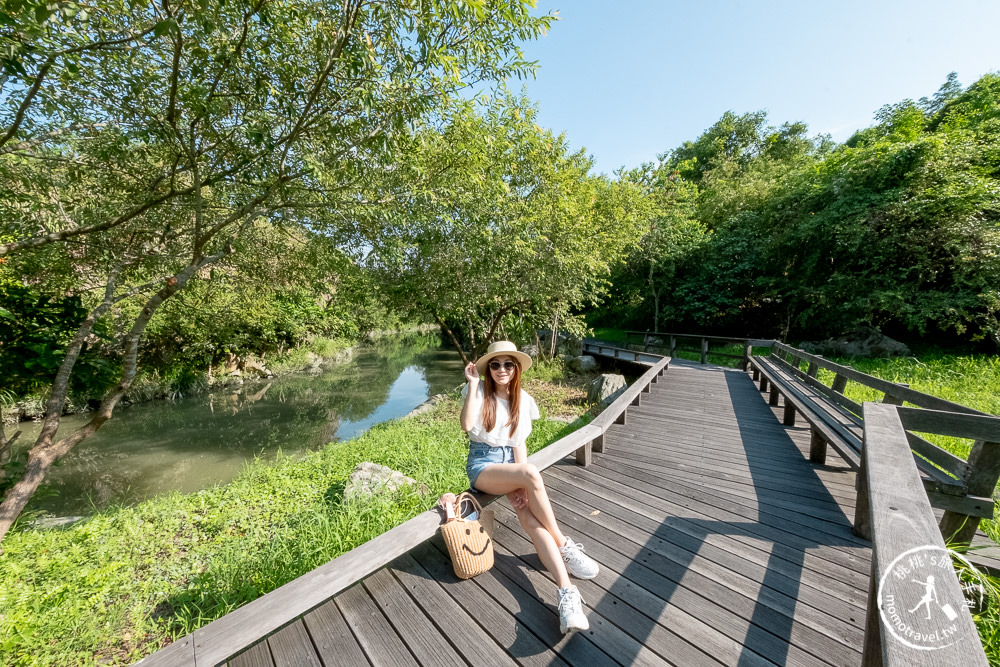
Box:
[438,491,484,523]
[455,491,483,521]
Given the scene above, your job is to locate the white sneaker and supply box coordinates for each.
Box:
[558,585,589,633]
[560,538,599,579]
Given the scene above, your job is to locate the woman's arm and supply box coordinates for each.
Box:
[460,361,481,432]
[513,443,527,464]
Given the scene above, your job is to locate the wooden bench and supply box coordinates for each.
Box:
[749,341,999,546]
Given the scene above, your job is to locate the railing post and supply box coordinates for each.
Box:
[700,338,708,364]
[575,441,592,466]
[670,335,677,358]
[831,373,848,394]
[809,430,828,465]
[743,342,751,372]
[940,440,1000,547]
[806,360,818,377]
[881,383,907,406]
[592,432,605,453]
[783,401,797,426]
[853,439,871,540]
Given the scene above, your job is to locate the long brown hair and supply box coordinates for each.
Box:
[481,358,522,437]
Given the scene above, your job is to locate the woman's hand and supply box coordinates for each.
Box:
[464,361,480,384]
[508,488,528,510]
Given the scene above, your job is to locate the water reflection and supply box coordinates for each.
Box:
[14,334,464,517]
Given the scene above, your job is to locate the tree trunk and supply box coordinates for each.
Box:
[549,313,559,360]
[0,251,228,545]
[436,314,469,364]
[653,291,661,333]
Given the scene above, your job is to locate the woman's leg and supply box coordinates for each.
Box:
[510,499,572,588]
[472,463,567,548]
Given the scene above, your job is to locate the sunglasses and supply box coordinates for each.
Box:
[489,361,516,371]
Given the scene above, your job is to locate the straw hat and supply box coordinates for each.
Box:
[475,340,533,376]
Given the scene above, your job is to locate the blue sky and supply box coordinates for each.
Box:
[514,1,1000,175]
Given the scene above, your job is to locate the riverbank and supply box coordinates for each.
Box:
[0,360,595,666]
[3,325,445,426]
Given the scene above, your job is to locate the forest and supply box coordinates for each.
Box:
[1,1,999,545]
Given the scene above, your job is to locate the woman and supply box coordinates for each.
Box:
[461,340,599,634]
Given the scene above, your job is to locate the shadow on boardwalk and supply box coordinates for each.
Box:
[227,361,871,667]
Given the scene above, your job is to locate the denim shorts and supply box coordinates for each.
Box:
[466,441,515,491]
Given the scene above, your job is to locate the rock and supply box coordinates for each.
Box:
[558,353,575,363]
[344,462,430,500]
[406,393,447,418]
[520,344,539,359]
[30,516,85,530]
[588,374,628,404]
[561,337,584,357]
[568,355,598,372]
[240,356,270,378]
[799,328,910,358]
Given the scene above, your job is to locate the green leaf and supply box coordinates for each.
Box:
[152,19,175,38]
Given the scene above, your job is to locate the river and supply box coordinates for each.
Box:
[11,333,464,518]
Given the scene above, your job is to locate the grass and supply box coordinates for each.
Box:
[0,372,594,666]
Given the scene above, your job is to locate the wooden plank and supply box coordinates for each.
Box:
[190,508,442,665]
[301,599,370,667]
[861,403,987,666]
[492,499,851,667]
[925,490,994,519]
[551,457,869,573]
[752,357,862,468]
[602,450,868,549]
[417,540,613,665]
[896,406,1000,442]
[228,641,274,667]
[488,507,829,665]
[770,354,864,420]
[482,532,676,666]
[336,583,416,665]
[588,356,670,433]
[537,477,867,654]
[606,438,858,507]
[604,436,858,510]
[362,567,465,667]
[133,634,195,667]
[267,621,322,667]
[546,464,869,596]
[906,431,970,481]
[527,424,601,470]
[488,512,747,666]
[544,472,868,614]
[387,551,523,667]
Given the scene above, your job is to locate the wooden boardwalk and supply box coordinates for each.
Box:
[225,360,873,666]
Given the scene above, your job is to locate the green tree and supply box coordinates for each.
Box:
[0,0,553,543]
[362,94,647,362]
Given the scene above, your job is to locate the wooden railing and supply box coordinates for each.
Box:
[621,330,773,369]
[857,403,990,666]
[581,340,664,366]
[135,355,671,666]
[763,340,1000,548]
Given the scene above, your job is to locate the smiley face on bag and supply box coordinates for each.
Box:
[461,522,492,556]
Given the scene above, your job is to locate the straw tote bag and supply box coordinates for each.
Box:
[439,492,494,579]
